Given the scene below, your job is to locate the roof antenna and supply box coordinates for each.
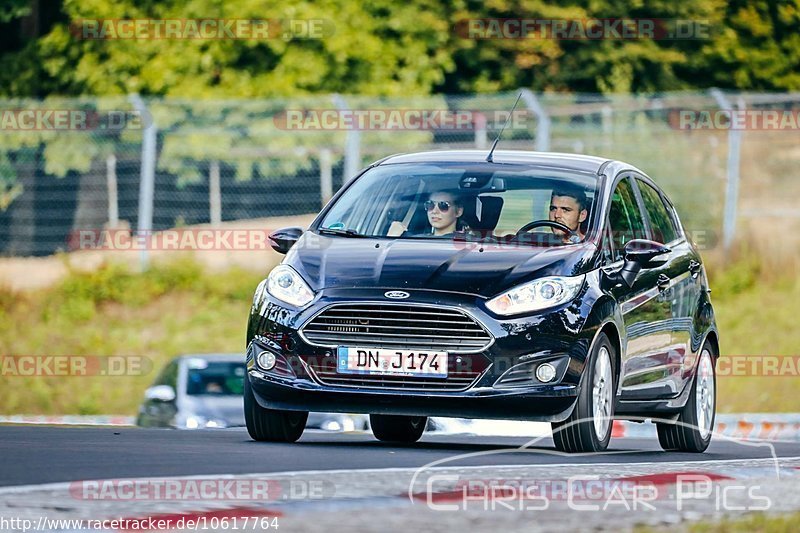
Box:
[486,92,522,163]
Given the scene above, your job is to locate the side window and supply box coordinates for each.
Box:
[664,198,684,240]
[636,179,678,244]
[607,178,646,261]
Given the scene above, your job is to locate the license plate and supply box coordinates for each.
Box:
[336,347,448,378]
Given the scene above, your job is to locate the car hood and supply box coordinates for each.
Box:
[286,233,599,298]
[181,396,244,427]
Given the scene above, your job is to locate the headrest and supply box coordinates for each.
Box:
[463,196,504,231]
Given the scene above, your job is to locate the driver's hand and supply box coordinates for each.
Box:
[387,221,406,237]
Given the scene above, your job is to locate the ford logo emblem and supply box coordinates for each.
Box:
[384,291,410,300]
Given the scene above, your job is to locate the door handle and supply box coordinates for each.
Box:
[688,260,701,279]
[657,273,671,292]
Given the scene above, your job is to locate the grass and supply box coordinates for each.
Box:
[688,512,800,533]
[706,253,800,413]
[1,248,798,415]
[0,258,268,415]
[636,512,800,532]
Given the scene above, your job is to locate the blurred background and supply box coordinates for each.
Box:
[1,0,798,419]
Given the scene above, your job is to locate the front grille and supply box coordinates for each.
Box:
[300,303,493,353]
[299,303,493,391]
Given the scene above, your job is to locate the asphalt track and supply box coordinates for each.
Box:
[1,426,798,488]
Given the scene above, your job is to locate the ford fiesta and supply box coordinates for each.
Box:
[244,150,719,453]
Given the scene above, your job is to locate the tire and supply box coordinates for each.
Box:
[656,342,716,453]
[244,377,308,442]
[552,332,616,453]
[370,414,427,443]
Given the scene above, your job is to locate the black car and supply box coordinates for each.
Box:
[245,150,718,453]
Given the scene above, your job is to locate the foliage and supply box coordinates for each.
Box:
[1,0,454,98]
[686,0,800,91]
[3,0,799,98]
[0,0,30,22]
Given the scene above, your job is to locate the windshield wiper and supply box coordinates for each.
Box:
[318,227,367,238]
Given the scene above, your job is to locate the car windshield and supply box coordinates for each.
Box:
[186,361,245,396]
[317,162,598,246]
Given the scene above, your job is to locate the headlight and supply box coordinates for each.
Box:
[184,415,227,429]
[486,275,585,316]
[252,279,267,306]
[267,265,314,308]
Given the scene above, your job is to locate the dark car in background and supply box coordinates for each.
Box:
[245,150,719,453]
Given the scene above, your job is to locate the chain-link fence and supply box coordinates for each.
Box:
[1,90,799,259]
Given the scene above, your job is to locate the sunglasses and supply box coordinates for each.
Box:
[423,200,453,212]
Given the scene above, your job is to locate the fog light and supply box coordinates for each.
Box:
[257,351,277,371]
[535,363,556,383]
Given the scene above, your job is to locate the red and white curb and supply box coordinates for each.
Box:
[0,415,135,426]
[611,414,800,441]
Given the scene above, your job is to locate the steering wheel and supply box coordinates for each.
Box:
[511,220,580,244]
[516,219,573,235]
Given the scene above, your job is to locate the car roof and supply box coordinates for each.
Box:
[378,150,610,174]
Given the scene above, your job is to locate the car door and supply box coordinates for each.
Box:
[636,177,702,395]
[604,175,674,400]
[143,360,180,426]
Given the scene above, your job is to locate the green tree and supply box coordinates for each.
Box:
[1,0,454,97]
[686,0,800,90]
[437,0,726,94]
[2,0,799,97]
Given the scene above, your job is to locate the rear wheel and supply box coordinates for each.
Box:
[553,332,616,453]
[244,378,308,442]
[370,414,427,443]
[656,343,716,453]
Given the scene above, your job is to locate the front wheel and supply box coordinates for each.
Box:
[656,343,716,453]
[244,378,308,442]
[552,332,616,453]
[370,414,427,443]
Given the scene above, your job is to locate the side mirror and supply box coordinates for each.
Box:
[145,385,176,403]
[268,227,303,254]
[618,239,671,287]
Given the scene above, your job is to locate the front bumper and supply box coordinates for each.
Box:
[249,369,578,421]
[246,287,597,423]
